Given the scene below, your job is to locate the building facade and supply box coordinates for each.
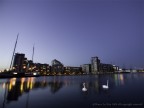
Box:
[65,66,82,75]
[51,59,64,75]
[99,63,114,73]
[113,65,119,72]
[91,57,100,74]
[81,64,91,74]
[13,53,25,73]
[34,63,50,75]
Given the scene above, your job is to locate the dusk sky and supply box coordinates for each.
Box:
[0,0,143,70]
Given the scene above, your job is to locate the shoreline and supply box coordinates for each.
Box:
[0,71,143,79]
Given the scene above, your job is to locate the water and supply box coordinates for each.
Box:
[0,73,144,108]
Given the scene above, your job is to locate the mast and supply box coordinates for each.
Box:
[32,43,35,62]
[9,33,19,70]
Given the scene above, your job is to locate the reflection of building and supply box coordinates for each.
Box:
[6,77,46,102]
[91,57,100,74]
[6,77,63,102]
[49,81,63,93]
[81,64,91,74]
[7,81,22,102]
[51,59,64,75]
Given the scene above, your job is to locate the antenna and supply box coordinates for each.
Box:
[9,33,19,70]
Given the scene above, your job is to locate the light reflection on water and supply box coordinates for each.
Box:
[0,73,144,108]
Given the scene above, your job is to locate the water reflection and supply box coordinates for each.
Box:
[0,73,144,108]
[1,75,124,103]
[0,76,106,104]
[5,78,30,103]
[6,77,64,102]
[114,74,124,86]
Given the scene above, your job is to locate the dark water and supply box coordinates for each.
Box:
[0,73,144,108]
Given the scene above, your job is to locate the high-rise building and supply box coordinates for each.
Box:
[13,53,25,73]
[91,56,100,74]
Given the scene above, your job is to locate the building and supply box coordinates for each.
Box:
[81,64,91,74]
[64,66,82,75]
[27,60,34,72]
[99,63,114,73]
[113,65,119,72]
[13,53,25,73]
[51,59,64,75]
[34,63,50,75]
[91,57,100,74]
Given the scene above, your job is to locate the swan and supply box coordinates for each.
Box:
[102,80,109,89]
[82,83,87,91]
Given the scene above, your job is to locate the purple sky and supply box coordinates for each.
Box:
[0,0,144,70]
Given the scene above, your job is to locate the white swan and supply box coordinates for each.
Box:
[102,80,109,89]
[82,83,87,91]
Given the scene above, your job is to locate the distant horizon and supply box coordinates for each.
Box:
[0,0,143,70]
